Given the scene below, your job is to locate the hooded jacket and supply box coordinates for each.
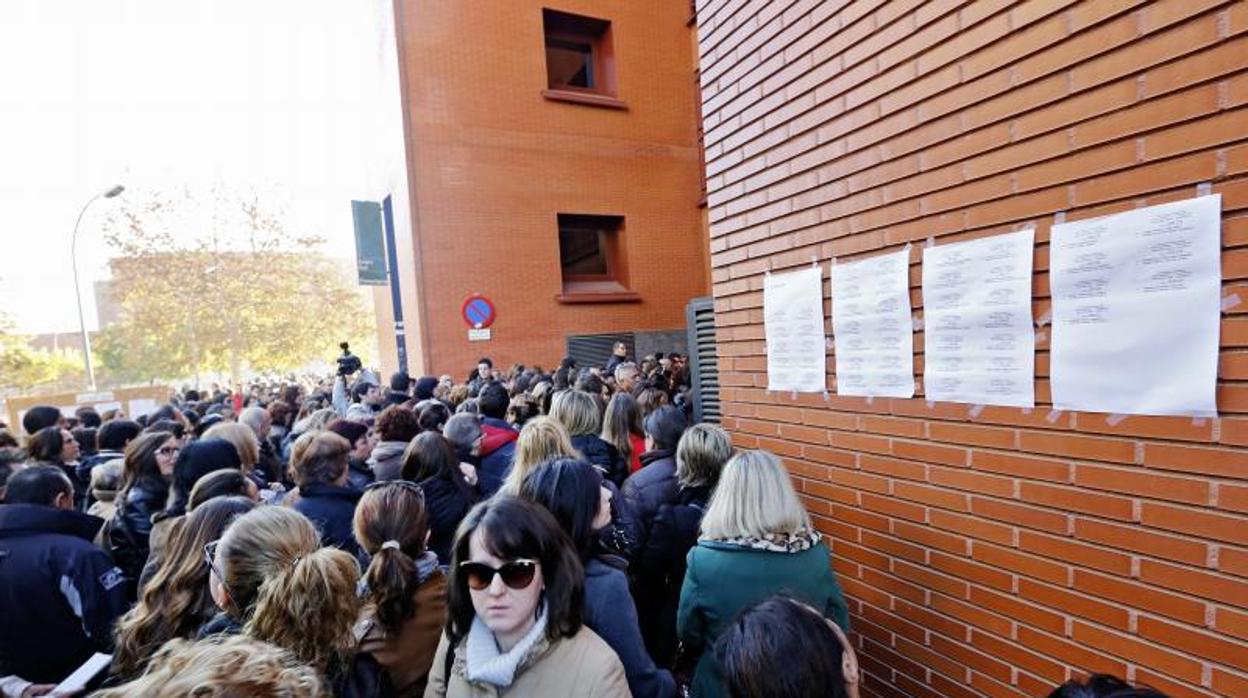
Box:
[0,504,129,683]
[477,417,517,483]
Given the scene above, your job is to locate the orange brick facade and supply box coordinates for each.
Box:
[391,1,709,376]
[696,1,1248,696]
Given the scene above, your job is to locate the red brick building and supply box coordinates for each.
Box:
[696,1,1248,696]
[387,1,710,376]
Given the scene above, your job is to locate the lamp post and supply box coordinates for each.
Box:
[71,184,124,391]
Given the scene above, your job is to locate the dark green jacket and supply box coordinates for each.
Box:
[676,539,849,698]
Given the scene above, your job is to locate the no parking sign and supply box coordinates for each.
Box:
[461,294,496,330]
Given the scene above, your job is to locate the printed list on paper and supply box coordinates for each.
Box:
[763,266,827,393]
[922,229,1036,408]
[831,248,916,398]
[1050,194,1222,417]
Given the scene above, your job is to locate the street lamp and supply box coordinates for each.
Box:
[71,184,124,391]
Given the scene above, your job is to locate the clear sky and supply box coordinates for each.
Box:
[0,0,399,333]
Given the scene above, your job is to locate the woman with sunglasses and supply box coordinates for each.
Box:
[520,458,675,698]
[109,496,256,682]
[354,480,448,697]
[105,430,182,598]
[426,496,629,697]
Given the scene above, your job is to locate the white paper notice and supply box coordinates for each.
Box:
[923,229,1036,408]
[1050,195,1222,417]
[832,248,915,398]
[764,266,827,393]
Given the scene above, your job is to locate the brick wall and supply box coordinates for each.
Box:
[393,0,709,376]
[694,1,1248,696]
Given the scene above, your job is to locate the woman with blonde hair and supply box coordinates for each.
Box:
[499,416,580,495]
[202,421,260,473]
[110,496,257,681]
[676,450,849,698]
[203,506,384,694]
[94,634,326,697]
[548,390,627,486]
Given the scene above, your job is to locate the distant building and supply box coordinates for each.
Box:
[385,1,710,376]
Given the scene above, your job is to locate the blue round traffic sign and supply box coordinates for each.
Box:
[461,294,496,328]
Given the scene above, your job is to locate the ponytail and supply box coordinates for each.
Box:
[245,547,360,672]
[367,542,418,632]
[353,481,431,632]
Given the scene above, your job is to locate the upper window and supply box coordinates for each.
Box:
[559,213,620,281]
[543,9,619,104]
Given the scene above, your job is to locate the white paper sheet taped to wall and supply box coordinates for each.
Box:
[922,228,1036,408]
[1050,195,1222,417]
[831,247,915,398]
[764,265,827,393]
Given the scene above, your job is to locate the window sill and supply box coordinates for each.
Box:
[542,89,629,110]
[557,281,641,304]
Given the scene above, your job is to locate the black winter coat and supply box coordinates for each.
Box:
[632,484,713,667]
[293,483,363,561]
[572,434,629,487]
[619,449,679,557]
[0,505,129,683]
[417,476,482,566]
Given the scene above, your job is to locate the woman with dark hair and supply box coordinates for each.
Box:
[401,432,484,566]
[110,496,257,681]
[354,480,448,696]
[425,497,628,697]
[369,405,420,481]
[25,425,85,509]
[601,392,645,475]
[188,468,258,509]
[107,431,181,595]
[417,401,451,433]
[620,405,689,558]
[521,458,675,698]
[715,596,859,698]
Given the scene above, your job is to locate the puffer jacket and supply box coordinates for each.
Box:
[423,625,631,698]
[417,477,482,566]
[292,482,363,561]
[571,435,628,487]
[369,441,410,482]
[618,450,678,557]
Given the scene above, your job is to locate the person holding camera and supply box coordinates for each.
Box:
[330,343,383,422]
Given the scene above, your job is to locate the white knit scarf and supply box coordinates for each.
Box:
[464,606,549,687]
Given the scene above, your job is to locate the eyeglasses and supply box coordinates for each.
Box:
[203,539,237,609]
[458,559,538,591]
[158,446,182,457]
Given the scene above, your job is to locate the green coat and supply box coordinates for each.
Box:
[676,539,849,698]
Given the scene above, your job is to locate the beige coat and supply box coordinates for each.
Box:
[423,625,631,698]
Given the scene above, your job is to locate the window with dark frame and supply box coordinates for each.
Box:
[558,213,624,283]
[543,8,614,96]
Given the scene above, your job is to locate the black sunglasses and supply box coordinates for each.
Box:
[458,559,539,591]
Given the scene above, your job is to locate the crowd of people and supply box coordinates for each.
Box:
[0,343,1174,697]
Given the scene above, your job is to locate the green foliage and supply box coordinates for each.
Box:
[99,188,374,384]
[0,315,86,393]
